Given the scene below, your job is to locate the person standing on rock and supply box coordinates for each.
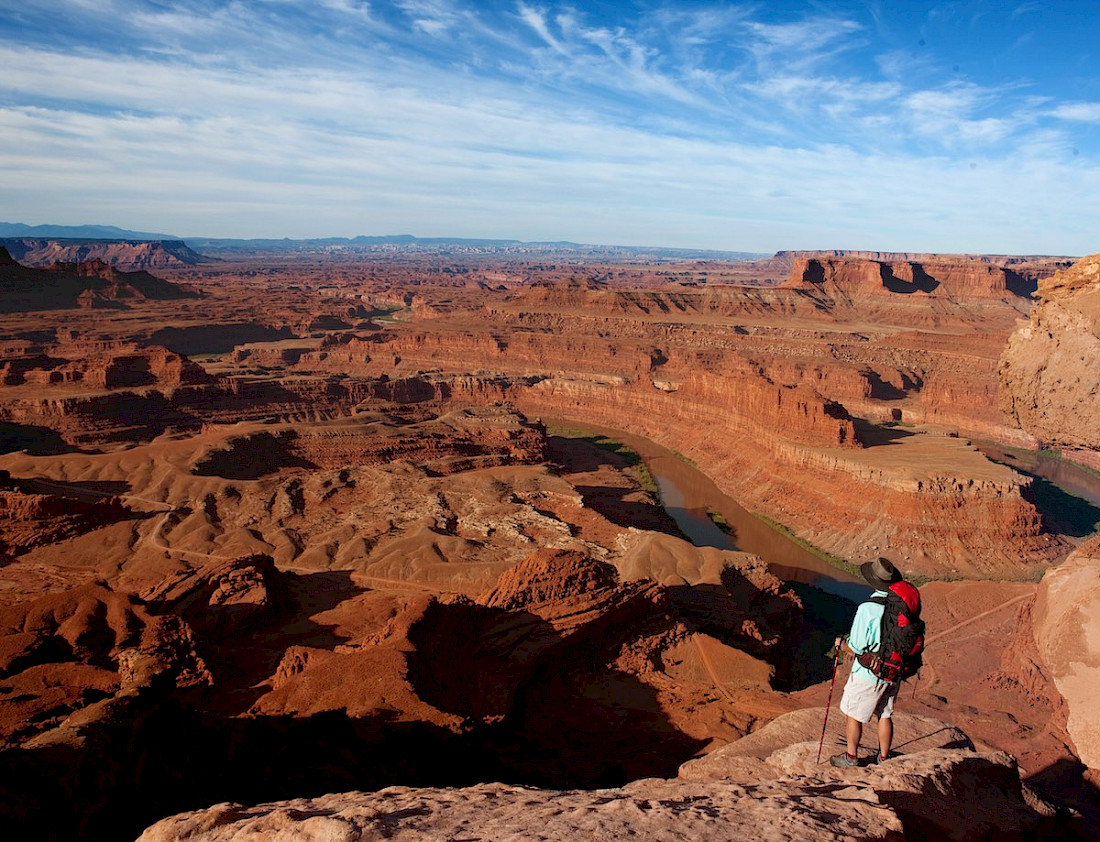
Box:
[830,557,905,767]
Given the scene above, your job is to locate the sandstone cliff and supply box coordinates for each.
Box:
[782,256,1035,300]
[1034,535,1100,771]
[999,251,1100,470]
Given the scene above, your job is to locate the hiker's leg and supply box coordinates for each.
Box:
[846,715,863,756]
[840,674,879,759]
[872,682,900,759]
[877,716,893,759]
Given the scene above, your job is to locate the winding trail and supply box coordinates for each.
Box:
[923,591,1033,647]
[692,634,736,702]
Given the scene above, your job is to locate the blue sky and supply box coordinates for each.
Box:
[2,1,1099,254]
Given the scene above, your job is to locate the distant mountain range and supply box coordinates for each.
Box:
[0,223,767,262]
[0,222,181,240]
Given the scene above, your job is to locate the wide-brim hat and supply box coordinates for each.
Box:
[861,557,902,590]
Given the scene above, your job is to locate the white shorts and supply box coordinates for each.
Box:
[839,672,899,723]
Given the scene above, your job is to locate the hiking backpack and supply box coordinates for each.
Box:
[856,580,925,683]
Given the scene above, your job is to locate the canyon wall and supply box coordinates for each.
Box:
[1034,535,1100,770]
[999,251,1100,471]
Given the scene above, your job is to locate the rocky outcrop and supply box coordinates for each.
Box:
[783,256,1038,304]
[136,709,1067,842]
[141,554,286,642]
[0,343,213,390]
[1034,535,1100,770]
[0,583,207,746]
[999,251,1100,470]
[188,408,547,480]
[0,483,131,558]
[137,778,908,841]
[679,708,1064,842]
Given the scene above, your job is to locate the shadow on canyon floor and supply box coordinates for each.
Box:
[148,322,296,356]
[0,422,76,456]
[2,704,504,842]
[1020,473,1100,538]
[775,581,856,689]
[572,483,689,536]
[405,590,707,789]
[4,574,709,841]
[852,418,919,447]
[548,433,687,537]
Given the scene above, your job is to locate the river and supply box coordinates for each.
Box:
[975,442,1100,507]
[548,420,870,602]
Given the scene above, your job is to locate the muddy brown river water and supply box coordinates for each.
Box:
[556,423,1100,601]
[551,420,869,601]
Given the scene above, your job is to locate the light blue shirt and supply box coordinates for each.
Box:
[848,590,887,684]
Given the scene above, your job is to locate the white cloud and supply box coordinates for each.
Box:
[516,2,568,55]
[321,0,373,17]
[397,0,459,35]
[900,83,1023,145]
[1049,102,1100,124]
[744,16,864,73]
[2,2,1099,253]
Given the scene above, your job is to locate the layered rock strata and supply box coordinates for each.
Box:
[0,238,204,270]
[0,481,131,560]
[230,255,1061,576]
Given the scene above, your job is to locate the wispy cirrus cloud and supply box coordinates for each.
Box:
[1,1,1098,253]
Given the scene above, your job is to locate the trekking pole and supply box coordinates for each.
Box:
[816,643,842,764]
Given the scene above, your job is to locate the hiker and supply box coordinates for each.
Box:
[830,557,911,767]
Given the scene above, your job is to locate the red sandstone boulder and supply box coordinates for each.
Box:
[142,554,286,641]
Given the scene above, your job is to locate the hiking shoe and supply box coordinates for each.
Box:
[872,751,895,765]
[829,752,860,768]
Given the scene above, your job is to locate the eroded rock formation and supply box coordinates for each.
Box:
[1000,251,1100,471]
[0,248,1096,839]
